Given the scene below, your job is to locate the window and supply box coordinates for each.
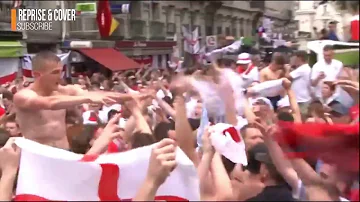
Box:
[232,28,237,37]
[130,1,141,19]
[151,2,160,21]
[83,16,97,31]
[69,16,83,31]
[206,26,213,35]
[217,26,222,35]
[225,27,230,36]
[23,0,39,8]
[240,19,244,37]
[166,6,175,23]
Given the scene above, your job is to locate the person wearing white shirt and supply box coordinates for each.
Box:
[242,53,260,88]
[311,45,354,108]
[287,51,312,116]
[311,45,343,96]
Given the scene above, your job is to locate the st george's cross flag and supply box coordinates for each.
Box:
[14,138,200,201]
[22,52,71,81]
[208,123,248,166]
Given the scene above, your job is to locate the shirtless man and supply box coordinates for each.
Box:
[259,53,288,110]
[14,51,139,150]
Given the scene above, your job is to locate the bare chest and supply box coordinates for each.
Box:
[16,108,66,125]
[265,69,283,81]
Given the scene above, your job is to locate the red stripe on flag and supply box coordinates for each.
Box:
[15,153,189,200]
[0,72,17,84]
[80,154,121,201]
[14,194,51,201]
[22,68,33,78]
[98,164,121,201]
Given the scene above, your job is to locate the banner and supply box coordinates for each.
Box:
[14,138,200,201]
[0,58,20,84]
[96,0,119,37]
[182,26,200,54]
[22,52,71,80]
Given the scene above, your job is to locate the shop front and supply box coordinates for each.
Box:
[62,40,140,77]
[115,41,176,68]
[0,30,27,84]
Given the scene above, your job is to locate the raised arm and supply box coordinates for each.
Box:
[13,89,93,110]
[174,94,198,166]
[0,138,20,201]
[257,124,300,193]
[282,78,302,123]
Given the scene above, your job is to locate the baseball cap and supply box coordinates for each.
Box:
[236,53,251,64]
[250,97,274,110]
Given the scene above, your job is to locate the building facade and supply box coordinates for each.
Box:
[294,0,354,49]
[0,1,295,66]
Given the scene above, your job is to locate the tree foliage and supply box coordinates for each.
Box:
[333,0,359,13]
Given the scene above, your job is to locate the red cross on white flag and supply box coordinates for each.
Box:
[14,138,200,201]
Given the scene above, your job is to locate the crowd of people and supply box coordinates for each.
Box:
[0,43,359,201]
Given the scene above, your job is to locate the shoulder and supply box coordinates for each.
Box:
[332,59,343,67]
[260,67,269,74]
[14,88,37,100]
[312,61,322,69]
[13,88,38,107]
[58,85,85,95]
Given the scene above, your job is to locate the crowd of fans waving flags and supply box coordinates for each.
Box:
[0,34,358,201]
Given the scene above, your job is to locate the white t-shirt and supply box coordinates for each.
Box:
[290,64,312,103]
[242,66,260,88]
[156,89,172,99]
[311,59,343,99]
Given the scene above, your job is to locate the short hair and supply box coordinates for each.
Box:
[90,82,101,89]
[277,111,295,122]
[130,132,156,149]
[271,52,286,65]
[323,45,334,52]
[329,21,337,25]
[293,50,308,62]
[32,51,60,72]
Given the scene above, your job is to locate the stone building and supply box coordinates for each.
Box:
[0,1,295,67]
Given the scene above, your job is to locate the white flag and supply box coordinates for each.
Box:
[209,123,247,165]
[192,27,200,54]
[182,26,192,54]
[22,52,71,80]
[14,138,200,201]
[182,26,200,54]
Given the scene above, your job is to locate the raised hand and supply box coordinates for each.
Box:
[0,138,21,174]
[201,127,214,154]
[146,138,177,187]
[101,113,122,140]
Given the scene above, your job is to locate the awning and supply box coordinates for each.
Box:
[77,48,140,71]
[0,41,26,58]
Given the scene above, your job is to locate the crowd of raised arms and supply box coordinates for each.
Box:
[0,45,359,201]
